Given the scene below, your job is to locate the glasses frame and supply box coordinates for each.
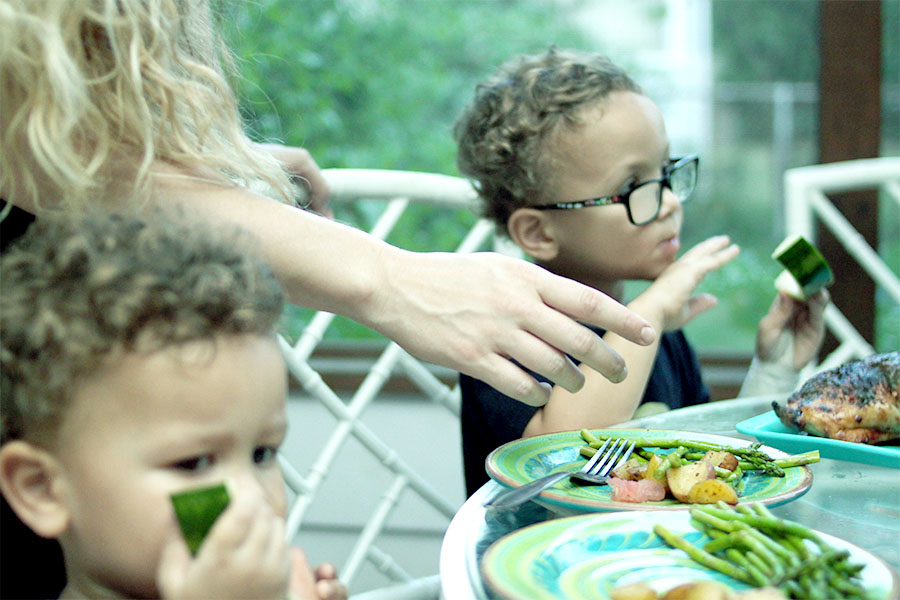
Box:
[533,154,700,226]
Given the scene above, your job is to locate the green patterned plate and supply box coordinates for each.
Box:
[485,429,812,515]
[481,511,899,600]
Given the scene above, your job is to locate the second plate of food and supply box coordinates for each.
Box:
[485,429,813,515]
[481,510,899,600]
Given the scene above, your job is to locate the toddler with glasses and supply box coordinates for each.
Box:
[0,212,345,600]
[453,48,828,496]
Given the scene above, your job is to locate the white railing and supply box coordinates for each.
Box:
[278,169,492,599]
[783,157,900,370]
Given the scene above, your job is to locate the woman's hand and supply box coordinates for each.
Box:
[255,143,332,218]
[756,290,829,370]
[156,493,290,599]
[368,249,657,407]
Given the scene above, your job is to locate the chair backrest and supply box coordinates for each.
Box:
[277,169,499,596]
[782,156,900,370]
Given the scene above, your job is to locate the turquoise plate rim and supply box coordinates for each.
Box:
[481,510,900,600]
[736,411,900,469]
[485,428,813,513]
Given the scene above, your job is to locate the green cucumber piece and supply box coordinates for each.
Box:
[772,234,834,300]
[171,483,230,555]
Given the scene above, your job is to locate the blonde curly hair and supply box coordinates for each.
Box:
[453,48,641,230]
[0,211,285,445]
[0,0,296,211]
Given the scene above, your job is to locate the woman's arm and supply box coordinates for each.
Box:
[152,173,656,407]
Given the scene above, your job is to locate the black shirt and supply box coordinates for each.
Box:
[459,329,710,496]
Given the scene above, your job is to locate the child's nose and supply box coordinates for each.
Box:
[657,187,681,220]
[230,471,286,515]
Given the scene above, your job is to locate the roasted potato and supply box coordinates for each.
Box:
[735,588,788,599]
[610,582,657,600]
[662,583,694,600]
[666,461,716,503]
[701,450,739,472]
[612,457,649,481]
[643,453,667,481]
[682,581,736,600]
[686,479,739,505]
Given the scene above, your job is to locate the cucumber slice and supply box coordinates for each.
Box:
[772,234,834,300]
[171,483,230,555]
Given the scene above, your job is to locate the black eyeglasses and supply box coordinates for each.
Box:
[533,154,699,226]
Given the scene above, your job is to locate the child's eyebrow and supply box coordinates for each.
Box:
[261,417,288,439]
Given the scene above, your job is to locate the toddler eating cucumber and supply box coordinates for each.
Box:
[0,212,346,600]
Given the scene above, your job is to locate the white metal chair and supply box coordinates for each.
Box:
[277,169,503,599]
[783,156,900,370]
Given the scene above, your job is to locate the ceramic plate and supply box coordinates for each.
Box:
[485,429,812,515]
[736,411,900,469]
[481,510,899,600]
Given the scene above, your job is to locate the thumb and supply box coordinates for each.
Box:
[156,528,192,598]
[760,293,794,330]
[684,293,719,323]
[289,546,318,599]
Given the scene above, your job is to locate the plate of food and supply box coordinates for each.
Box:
[738,351,900,469]
[481,506,900,600]
[485,429,815,516]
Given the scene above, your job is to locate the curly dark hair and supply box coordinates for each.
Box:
[0,211,285,445]
[454,48,641,231]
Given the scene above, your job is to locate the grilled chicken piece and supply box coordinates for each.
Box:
[772,351,900,444]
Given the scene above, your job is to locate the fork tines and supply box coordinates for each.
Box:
[589,438,636,477]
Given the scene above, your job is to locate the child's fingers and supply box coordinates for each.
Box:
[155,527,192,598]
[681,235,733,259]
[289,547,319,598]
[316,579,349,600]
[314,562,338,582]
[683,293,719,322]
[676,236,739,281]
[229,503,289,577]
[804,289,830,314]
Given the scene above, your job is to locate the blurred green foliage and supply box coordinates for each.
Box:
[224,0,899,353]
[223,0,599,172]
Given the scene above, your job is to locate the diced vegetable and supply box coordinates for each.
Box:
[667,461,716,503]
[171,483,230,555]
[701,450,739,472]
[687,479,739,505]
[644,453,668,482]
[612,457,649,481]
[772,234,833,300]
[609,582,657,600]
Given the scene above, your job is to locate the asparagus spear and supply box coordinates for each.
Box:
[653,523,755,584]
[584,435,793,476]
[653,502,869,599]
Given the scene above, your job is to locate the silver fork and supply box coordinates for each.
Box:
[484,438,635,510]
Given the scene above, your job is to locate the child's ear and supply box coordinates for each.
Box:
[507,208,560,261]
[0,441,70,539]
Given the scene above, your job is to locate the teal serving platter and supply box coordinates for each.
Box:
[736,411,900,469]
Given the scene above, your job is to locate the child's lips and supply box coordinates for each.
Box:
[659,234,680,253]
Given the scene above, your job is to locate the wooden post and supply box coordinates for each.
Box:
[817,0,882,354]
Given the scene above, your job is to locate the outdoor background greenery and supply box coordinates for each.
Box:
[222,0,899,354]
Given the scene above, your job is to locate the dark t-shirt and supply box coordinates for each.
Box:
[0,201,67,600]
[459,329,710,496]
